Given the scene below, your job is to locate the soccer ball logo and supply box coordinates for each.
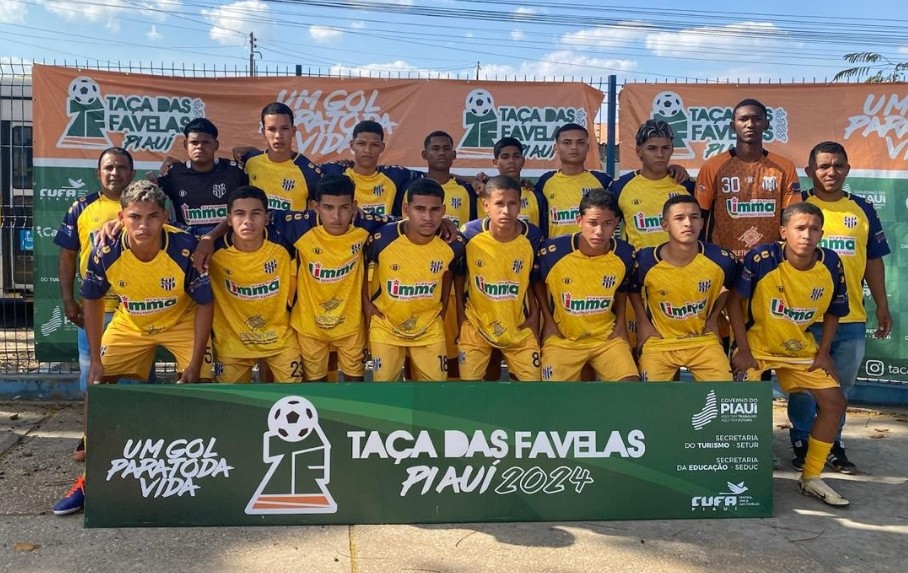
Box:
[69,76,101,106]
[268,396,318,442]
[466,89,495,117]
[653,91,684,118]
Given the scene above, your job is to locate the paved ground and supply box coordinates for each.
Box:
[1,399,907,573]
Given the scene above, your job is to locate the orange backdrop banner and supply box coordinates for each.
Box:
[33,65,604,172]
[619,83,908,172]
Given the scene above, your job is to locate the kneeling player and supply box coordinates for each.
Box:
[363,179,466,381]
[208,186,302,383]
[455,176,543,381]
[536,188,638,381]
[630,195,737,381]
[728,202,851,507]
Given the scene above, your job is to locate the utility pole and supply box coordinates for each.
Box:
[249,32,258,77]
[475,61,481,81]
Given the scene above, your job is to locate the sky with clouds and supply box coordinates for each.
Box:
[1,0,906,84]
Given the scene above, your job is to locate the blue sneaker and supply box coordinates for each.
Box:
[52,476,85,516]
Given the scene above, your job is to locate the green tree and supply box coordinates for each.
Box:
[833,52,908,83]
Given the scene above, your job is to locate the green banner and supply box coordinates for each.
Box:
[85,382,772,527]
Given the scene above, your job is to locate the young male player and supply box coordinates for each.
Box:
[728,202,851,507]
[52,181,213,516]
[455,176,543,381]
[630,195,738,381]
[696,98,801,259]
[363,178,466,381]
[486,137,547,235]
[207,186,301,383]
[157,118,248,236]
[239,102,322,211]
[787,142,892,473]
[536,188,638,382]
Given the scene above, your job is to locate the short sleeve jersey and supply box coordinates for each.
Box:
[634,242,738,351]
[696,149,801,259]
[399,175,477,229]
[208,228,296,358]
[459,218,542,348]
[54,191,123,312]
[157,159,248,235]
[537,234,635,342]
[271,209,390,340]
[535,170,612,237]
[478,183,548,237]
[735,242,849,360]
[365,222,466,344]
[611,171,695,249]
[805,190,890,323]
[320,164,415,217]
[81,228,212,335]
[242,150,322,211]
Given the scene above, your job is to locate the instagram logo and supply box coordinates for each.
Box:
[865,360,885,377]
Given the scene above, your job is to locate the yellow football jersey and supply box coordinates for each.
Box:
[805,190,890,323]
[537,234,635,342]
[319,164,415,217]
[535,170,612,237]
[612,171,695,249]
[459,218,542,348]
[243,151,322,211]
[478,183,548,237]
[634,241,738,351]
[736,242,849,360]
[81,228,212,334]
[366,221,466,344]
[208,228,296,358]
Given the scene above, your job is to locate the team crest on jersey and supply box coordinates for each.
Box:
[212,183,227,199]
[697,279,712,293]
[371,357,382,371]
[451,197,462,209]
[213,362,224,376]
[264,259,277,274]
[512,260,524,273]
[541,365,553,381]
[810,287,825,301]
[373,184,385,197]
[521,197,528,208]
[351,242,363,255]
[281,179,295,192]
[761,177,778,191]
[160,277,176,291]
[844,215,858,229]
[430,260,444,274]
[582,187,595,196]
[602,275,616,289]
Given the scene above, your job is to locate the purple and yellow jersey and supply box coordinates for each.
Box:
[242,150,322,211]
[54,191,123,312]
[537,234,635,342]
[271,209,391,340]
[81,228,212,334]
[459,218,542,348]
[535,169,612,237]
[320,163,415,217]
[634,241,738,351]
[735,242,849,360]
[365,221,466,343]
[805,190,890,323]
[696,149,801,259]
[158,159,248,235]
[208,228,296,358]
[611,171,695,249]
[478,182,548,238]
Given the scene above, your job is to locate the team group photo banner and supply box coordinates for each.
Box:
[85,382,773,528]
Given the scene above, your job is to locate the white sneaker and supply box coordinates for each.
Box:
[798,477,850,507]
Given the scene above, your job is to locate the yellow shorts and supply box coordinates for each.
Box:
[100,317,212,381]
[639,340,732,382]
[541,335,638,382]
[369,339,447,382]
[214,344,303,384]
[740,355,840,393]
[298,329,366,380]
[458,320,540,381]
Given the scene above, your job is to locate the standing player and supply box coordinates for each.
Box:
[630,195,738,381]
[207,186,301,383]
[696,98,801,260]
[363,178,466,381]
[728,202,851,507]
[536,188,638,382]
[534,123,612,237]
[487,137,547,235]
[157,118,248,237]
[239,102,322,211]
[51,181,213,516]
[787,142,892,473]
[455,176,543,382]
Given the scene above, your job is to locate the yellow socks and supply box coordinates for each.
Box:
[801,436,833,480]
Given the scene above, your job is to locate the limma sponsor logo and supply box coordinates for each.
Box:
[770,299,816,324]
[474,276,520,301]
[658,298,708,319]
[181,204,227,225]
[120,297,178,315]
[386,279,437,300]
[561,293,612,314]
[226,278,281,300]
[632,212,662,232]
[550,206,580,225]
[819,235,857,256]
[725,197,776,218]
[308,259,357,283]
